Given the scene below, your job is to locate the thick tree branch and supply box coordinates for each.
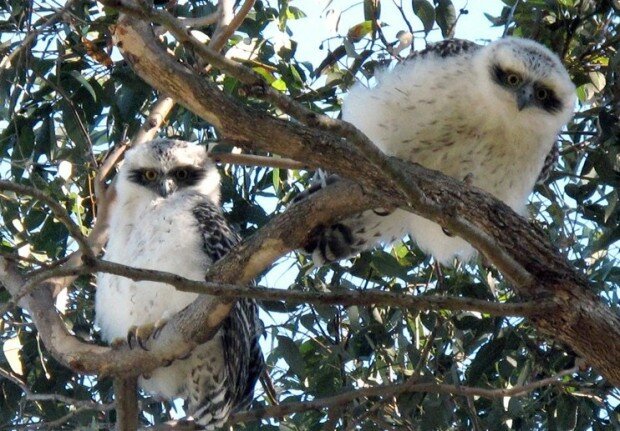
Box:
[106,8,620,385]
[0,180,374,378]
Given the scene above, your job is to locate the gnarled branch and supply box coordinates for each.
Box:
[106,3,620,385]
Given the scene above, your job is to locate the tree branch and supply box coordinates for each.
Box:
[105,6,620,385]
[210,0,255,51]
[114,376,139,431]
[229,366,580,424]
[0,179,374,378]
[91,259,553,317]
[209,152,309,170]
[0,180,94,261]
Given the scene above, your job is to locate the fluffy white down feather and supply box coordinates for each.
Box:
[338,37,575,264]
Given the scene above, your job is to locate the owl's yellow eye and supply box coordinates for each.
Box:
[143,170,157,181]
[175,169,188,180]
[536,88,549,100]
[506,73,521,86]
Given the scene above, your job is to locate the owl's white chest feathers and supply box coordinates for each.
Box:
[342,54,560,262]
[96,193,209,342]
[96,192,224,399]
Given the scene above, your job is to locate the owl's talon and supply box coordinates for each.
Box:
[152,322,165,340]
[442,227,455,237]
[127,326,138,349]
[137,336,150,351]
[177,350,192,360]
[126,323,159,351]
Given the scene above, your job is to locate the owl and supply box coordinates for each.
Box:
[95,139,263,428]
[304,37,576,265]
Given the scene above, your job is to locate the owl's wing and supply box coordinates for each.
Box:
[222,298,264,411]
[408,38,481,60]
[192,201,265,413]
[536,144,559,184]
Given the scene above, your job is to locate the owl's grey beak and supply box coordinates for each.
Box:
[158,178,176,197]
[516,85,534,111]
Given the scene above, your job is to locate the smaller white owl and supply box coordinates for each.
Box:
[96,139,263,428]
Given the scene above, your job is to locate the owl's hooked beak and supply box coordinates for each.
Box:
[158,178,177,197]
[516,84,534,111]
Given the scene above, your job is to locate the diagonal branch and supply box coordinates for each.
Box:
[105,6,620,386]
[0,179,373,378]
[210,0,255,51]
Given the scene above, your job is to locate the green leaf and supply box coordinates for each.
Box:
[60,100,88,149]
[370,250,409,280]
[435,0,456,38]
[347,21,374,43]
[277,336,306,379]
[467,337,507,384]
[556,394,578,430]
[412,0,436,33]
[271,78,287,91]
[69,70,97,102]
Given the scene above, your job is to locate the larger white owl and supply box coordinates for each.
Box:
[305,37,576,265]
[95,139,263,427]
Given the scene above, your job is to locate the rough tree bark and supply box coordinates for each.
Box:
[107,6,620,385]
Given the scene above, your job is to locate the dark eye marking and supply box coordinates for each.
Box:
[491,65,522,88]
[533,83,562,113]
[169,166,205,186]
[536,88,548,100]
[129,168,161,185]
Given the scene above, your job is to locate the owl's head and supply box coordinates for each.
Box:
[476,37,575,127]
[116,139,221,205]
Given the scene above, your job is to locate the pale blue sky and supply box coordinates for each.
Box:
[285,0,505,65]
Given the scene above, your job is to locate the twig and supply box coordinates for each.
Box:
[392,0,414,34]
[229,366,579,424]
[209,0,255,51]
[179,14,219,29]
[15,258,554,317]
[348,317,443,429]
[503,0,521,37]
[209,152,309,170]
[0,180,94,261]
[0,0,78,71]
[23,403,115,430]
[97,258,550,316]
[131,96,176,147]
[0,366,114,422]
